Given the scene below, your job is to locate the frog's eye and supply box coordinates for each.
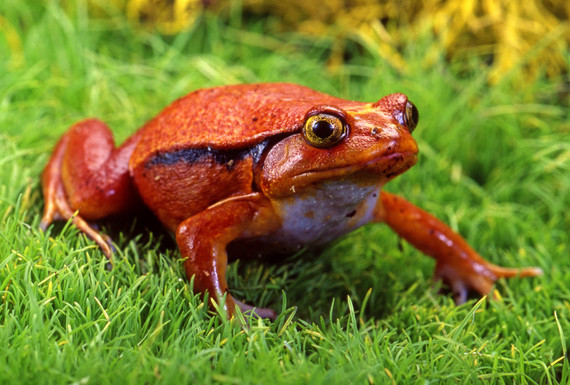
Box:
[303,113,347,148]
[404,101,419,133]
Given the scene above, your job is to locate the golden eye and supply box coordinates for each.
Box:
[404,101,419,133]
[302,114,347,148]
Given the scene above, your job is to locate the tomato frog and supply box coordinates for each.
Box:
[41,83,542,318]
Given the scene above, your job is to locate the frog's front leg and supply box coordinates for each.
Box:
[377,191,542,303]
[41,119,140,259]
[176,193,280,319]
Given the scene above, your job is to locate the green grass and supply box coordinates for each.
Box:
[1,1,569,384]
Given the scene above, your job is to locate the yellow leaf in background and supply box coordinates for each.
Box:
[0,15,24,68]
[62,0,570,84]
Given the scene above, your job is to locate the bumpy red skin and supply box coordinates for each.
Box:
[41,83,541,319]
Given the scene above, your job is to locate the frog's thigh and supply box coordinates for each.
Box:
[59,119,140,219]
[41,119,141,258]
[176,193,280,317]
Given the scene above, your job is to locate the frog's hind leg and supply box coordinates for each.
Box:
[41,119,140,260]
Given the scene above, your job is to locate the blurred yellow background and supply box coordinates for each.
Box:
[20,0,570,83]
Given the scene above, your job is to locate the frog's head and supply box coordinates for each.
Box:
[257,93,419,198]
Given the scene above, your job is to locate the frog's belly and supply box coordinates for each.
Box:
[234,182,382,258]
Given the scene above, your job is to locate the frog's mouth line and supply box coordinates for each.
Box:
[293,151,418,185]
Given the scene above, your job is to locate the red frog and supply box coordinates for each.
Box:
[41,83,542,318]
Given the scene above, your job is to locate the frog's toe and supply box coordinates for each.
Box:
[487,264,543,279]
[41,194,115,262]
[233,298,277,320]
[450,280,468,305]
[434,260,543,305]
[434,263,494,304]
[40,208,60,231]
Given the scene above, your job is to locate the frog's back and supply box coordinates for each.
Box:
[129,83,364,230]
[129,83,360,168]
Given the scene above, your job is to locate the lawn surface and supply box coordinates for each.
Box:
[1,2,569,384]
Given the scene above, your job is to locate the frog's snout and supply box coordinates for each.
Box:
[372,93,419,135]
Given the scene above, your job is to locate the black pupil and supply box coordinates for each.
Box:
[408,102,419,127]
[312,120,334,139]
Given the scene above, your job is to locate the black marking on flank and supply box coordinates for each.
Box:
[146,139,270,170]
[345,210,356,218]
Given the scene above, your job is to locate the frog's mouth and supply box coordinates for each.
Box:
[292,151,418,188]
[365,151,418,180]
